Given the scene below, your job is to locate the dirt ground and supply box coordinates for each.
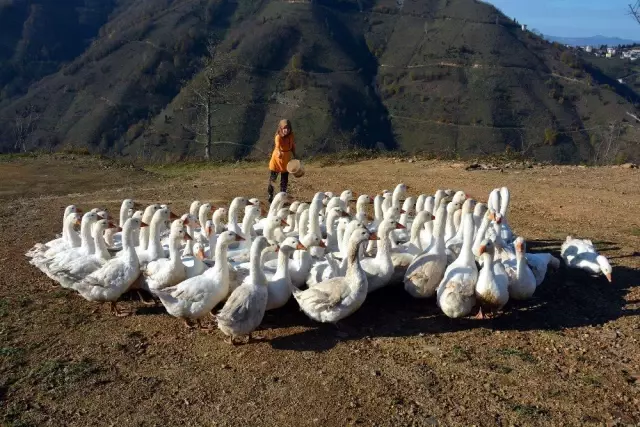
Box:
[1,155,639,427]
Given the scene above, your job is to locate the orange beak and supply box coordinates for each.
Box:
[296,243,306,250]
[169,211,179,220]
[319,240,327,248]
[369,196,374,203]
[141,222,149,228]
[76,208,84,214]
[352,192,358,198]
[341,211,350,217]
[368,232,379,241]
[108,221,118,229]
[431,215,436,220]
[210,206,215,213]
[247,201,255,206]
[274,245,280,253]
[400,209,406,214]
[396,223,406,230]
[261,207,267,216]
[184,233,193,241]
[75,218,82,226]
[196,248,205,260]
[280,219,289,227]
[605,273,612,283]
[367,214,374,221]
[235,234,245,242]
[117,226,123,232]
[478,245,487,254]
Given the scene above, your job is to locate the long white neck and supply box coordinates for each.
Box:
[228,200,242,231]
[268,196,283,217]
[345,239,366,290]
[473,215,492,256]
[121,221,140,267]
[64,215,81,247]
[119,203,129,227]
[80,218,95,254]
[275,248,291,280]
[499,189,510,217]
[431,206,447,253]
[199,209,208,233]
[92,227,110,260]
[61,208,72,241]
[445,207,458,241]
[182,224,195,256]
[410,218,426,249]
[374,197,383,221]
[458,214,475,265]
[213,239,230,281]
[147,215,165,259]
[298,210,309,238]
[480,251,494,282]
[326,211,340,248]
[250,243,267,286]
[309,199,323,238]
[168,236,183,266]
[240,212,257,250]
[375,223,392,263]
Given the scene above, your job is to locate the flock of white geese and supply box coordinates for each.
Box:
[25,184,613,344]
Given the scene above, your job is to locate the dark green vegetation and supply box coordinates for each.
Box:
[0,0,639,163]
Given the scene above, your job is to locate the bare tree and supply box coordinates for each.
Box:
[630,1,640,24]
[13,104,40,152]
[590,121,624,165]
[184,40,234,160]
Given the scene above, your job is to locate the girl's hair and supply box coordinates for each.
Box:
[276,119,292,137]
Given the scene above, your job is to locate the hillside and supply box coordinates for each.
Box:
[544,35,640,47]
[0,0,639,163]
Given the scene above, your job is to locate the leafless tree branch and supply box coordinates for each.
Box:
[630,1,640,24]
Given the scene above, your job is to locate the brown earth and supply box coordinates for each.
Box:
[1,155,639,426]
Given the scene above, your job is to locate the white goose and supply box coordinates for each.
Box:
[498,187,515,244]
[404,204,448,298]
[436,212,478,318]
[47,219,118,289]
[502,237,537,300]
[143,220,191,292]
[73,217,147,316]
[28,212,82,266]
[446,198,477,264]
[25,205,82,258]
[362,218,404,293]
[155,231,244,328]
[390,210,434,281]
[291,227,377,324]
[475,239,509,319]
[266,236,306,310]
[217,236,271,344]
[561,236,612,283]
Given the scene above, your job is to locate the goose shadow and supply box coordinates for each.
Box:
[268,239,639,352]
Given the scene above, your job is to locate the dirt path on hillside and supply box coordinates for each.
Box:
[1,156,639,426]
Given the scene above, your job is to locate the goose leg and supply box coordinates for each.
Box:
[474,306,485,320]
[197,319,212,330]
[111,302,131,317]
[183,318,193,329]
[137,290,156,306]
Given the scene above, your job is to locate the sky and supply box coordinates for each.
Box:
[488,0,640,40]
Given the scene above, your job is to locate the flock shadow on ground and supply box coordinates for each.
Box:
[127,239,639,352]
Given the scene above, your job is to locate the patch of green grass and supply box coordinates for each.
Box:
[28,358,100,391]
[497,348,537,364]
[629,227,640,237]
[0,347,24,358]
[512,404,549,418]
[450,345,471,363]
[0,299,8,317]
[581,374,602,387]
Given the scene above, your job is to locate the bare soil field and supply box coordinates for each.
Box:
[1,155,639,427]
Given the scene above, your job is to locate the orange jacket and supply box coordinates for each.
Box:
[269,133,295,172]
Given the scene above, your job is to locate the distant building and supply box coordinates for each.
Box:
[607,47,617,55]
[521,24,527,31]
[585,45,593,53]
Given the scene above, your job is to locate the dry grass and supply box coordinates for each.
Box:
[1,155,639,426]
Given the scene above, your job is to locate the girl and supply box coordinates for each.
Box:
[267,119,296,203]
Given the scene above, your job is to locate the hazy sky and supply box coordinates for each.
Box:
[488,0,640,39]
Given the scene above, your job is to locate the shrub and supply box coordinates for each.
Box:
[544,128,558,145]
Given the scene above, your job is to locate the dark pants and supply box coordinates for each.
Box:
[267,171,289,202]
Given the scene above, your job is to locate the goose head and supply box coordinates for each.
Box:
[218,230,245,246]
[132,210,144,220]
[189,201,202,217]
[278,237,306,254]
[213,207,227,224]
[383,206,404,221]
[451,191,467,205]
[194,242,206,260]
[301,234,326,249]
[289,201,301,213]
[180,213,199,228]
[596,255,613,283]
